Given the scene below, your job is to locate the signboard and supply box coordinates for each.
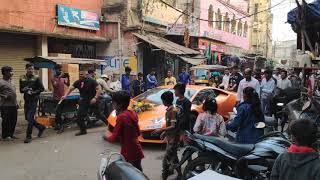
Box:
[166,22,199,36]
[203,31,224,42]
[57,4,100,30]
[100,56,137,74]
[198,38,225,53]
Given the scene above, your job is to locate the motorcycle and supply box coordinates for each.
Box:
[97,151,149,180]
[286,95,320,149]
[270,87,301,132]
[177,131,291,180]
[85,93,112,127]
[55,93,112,128]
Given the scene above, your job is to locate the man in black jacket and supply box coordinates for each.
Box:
[271,119,320,180]
[19,63,45,143]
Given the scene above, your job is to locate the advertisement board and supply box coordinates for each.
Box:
[100,56,138,74]
[57,4,100,30]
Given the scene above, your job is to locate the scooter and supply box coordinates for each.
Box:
[97,151,149,180]
[177,130,291,180]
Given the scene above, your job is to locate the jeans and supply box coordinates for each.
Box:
[1,106,17,139]
[261,98,269,115]
[24,100,45,138]
[77,100,91,132]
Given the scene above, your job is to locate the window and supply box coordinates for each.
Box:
[224,12,230,32]
[135,88,196,105]
[243,21,248,37]
[231,15,236,34]
[193,89,217,104]
[208,5,213,28]
[238,21,243,36]
[217,9,222,30]
[254,4,259,21]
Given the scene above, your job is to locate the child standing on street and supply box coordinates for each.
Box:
[193,98,226,137]
[152,91,182,180]
[104,91,144,171]
[174,83,192,132]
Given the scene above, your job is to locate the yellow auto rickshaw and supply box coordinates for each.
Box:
[190,64,228,86]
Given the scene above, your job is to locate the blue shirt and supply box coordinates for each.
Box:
[146,74,157,89]
[121,74,131,92]
[260,78,275,99]
[178,72,190,85]
[226,101,264,144]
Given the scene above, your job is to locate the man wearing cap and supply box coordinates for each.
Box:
[0,66,18,141]
[97,74,115,94]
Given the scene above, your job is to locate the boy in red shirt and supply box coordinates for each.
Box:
[104,91,144,171]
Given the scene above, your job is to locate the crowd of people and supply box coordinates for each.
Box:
[1,62,320,179]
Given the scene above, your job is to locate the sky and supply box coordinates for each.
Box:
[271,0,314,42]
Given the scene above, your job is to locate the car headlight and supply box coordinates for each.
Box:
[154,117,165,125]
[144,117,165,130]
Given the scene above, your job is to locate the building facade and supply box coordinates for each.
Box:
[273,40,297,67]
[0,0,108,100]
[101,0,194,80]
[249,0,273,58]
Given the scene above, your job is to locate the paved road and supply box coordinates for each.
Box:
[0,125,170,180]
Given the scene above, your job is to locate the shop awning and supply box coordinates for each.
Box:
[190,64,228,70]
[25,56,106,69]
[133,33,200,55]
[178,55,206,65]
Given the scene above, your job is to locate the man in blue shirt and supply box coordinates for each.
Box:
[260,69,275,115]
[178,67,191,85]
[121,67,131,93]
[146,69,157,90]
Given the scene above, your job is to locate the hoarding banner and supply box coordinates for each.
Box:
[57,4,100,30]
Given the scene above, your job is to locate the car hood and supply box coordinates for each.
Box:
[130,100,167,131]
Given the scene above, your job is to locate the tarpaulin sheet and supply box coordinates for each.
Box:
[287,0,320,25]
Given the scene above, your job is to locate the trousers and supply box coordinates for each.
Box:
[77,100,91,132]
[24,100,45,138]
[162,136,181,179]
[1,106,17,139]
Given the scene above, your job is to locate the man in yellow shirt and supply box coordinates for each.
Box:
[164,70,177,86]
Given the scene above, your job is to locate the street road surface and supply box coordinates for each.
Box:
[0,126,171,180]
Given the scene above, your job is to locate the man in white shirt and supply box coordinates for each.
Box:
[219,69,230,90]
[277,70,292,90]
[273,68,281,84]
[260,69,276,114]
[237,68,260,102]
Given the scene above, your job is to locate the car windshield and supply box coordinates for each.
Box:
[134,88,197,104]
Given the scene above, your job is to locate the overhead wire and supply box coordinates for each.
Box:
[159,0,288,22]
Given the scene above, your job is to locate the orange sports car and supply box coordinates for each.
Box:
[107,85,237,143]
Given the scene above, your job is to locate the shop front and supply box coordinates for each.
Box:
[0,33,37,101]
[133,33,205,84]
[198,38,226,64]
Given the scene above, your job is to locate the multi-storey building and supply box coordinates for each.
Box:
[249,0,273,58]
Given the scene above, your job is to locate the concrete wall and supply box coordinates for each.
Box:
[199,0,250,50]
[0,0,106,40]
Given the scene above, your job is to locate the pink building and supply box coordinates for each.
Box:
[198,0,250,52]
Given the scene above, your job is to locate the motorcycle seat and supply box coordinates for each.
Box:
[194,134,254,157]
